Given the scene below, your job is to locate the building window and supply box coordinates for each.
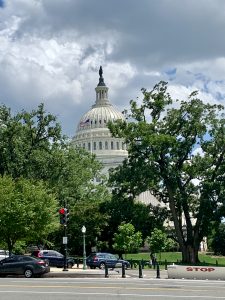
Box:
[99,141,102,150]
[105,141,108,150]
[88,142,91,151]
[83,143,85,149]
[94,142,96,150]
[116,142,119,150]
[111,141,114,150]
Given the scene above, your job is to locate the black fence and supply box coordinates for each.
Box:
[74,257,221,270]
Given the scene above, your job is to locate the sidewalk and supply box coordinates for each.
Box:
[44,265,120,278]
[43,265,168,279]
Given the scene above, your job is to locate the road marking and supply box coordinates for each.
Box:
[0,283,209,292]
[0,291,224,298]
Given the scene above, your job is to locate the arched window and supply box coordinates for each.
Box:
[116,142,119,150]
[94,142,96,150]
[111,141,114,150]
[88,142,91,151]
[99,141,102,150]
[105,141,108,150]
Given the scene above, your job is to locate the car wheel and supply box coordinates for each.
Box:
[99,262,105,269]
[24,269,33,278]
[67,262,73,269]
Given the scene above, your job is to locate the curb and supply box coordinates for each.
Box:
[43,268,121,278]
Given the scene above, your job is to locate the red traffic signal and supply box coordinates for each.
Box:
[59,208,65,214]
[59,208,69,225]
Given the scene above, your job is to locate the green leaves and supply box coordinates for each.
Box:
[113,223,142,255]
[108,81,225,263]
[0,175,58,253]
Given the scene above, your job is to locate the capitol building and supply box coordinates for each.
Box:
[72,67,128,176]
[72,67,158,206]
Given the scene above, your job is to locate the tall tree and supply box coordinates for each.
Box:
[113,223,142,257]
[0,104,110,253]
[108,81,225,264]
[0,103,64,179]
[0,175,58,254]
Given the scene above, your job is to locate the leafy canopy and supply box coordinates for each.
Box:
[113,223,142,255]
[108,81,225,263]
[0,175,58,253]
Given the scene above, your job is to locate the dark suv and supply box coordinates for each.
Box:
[86,252,130,269]
[31,250,75,268]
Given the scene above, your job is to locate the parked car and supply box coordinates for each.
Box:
[0,250,9,261]
[31,250,75,268]
[86,252,130,269]
[0,255,50,278]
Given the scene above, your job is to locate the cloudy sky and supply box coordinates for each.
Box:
[0,0,225,137]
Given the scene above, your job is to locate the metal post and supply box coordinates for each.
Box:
[156,262,160,278]
[83,233,86,269]
[105,264,109,278]
[122,263,126,278]
[81,226,86,270]
[63,224,68,271]
[130,259,133,269]
[139,261,143,278]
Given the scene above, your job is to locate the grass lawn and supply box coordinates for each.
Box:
[126,252,225,266]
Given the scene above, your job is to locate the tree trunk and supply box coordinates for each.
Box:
[181,244,199,264]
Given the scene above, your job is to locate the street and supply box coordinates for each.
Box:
[0,277,225,299]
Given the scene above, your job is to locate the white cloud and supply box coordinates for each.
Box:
[0,0,225,136]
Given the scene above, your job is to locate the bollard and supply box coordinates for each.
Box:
[77,258,79,269]
[139,261,143,278]
[105,264,109,278]
[122,263,126,278]
[156,262,160,279]
[130,259,133,269]
[165,259,167,270]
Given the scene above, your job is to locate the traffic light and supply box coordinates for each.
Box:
[59,208,69,225]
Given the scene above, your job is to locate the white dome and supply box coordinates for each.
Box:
[77,104,125,132]
[72,67,128,175]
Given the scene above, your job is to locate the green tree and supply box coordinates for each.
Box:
[0,175,58,254]
[0,104,64,180]
[113,223,142,257]
[146,228,176,259]
[0,104,110,253]
[208,223,225,255]
[100,194,167,251]
[108,81,225,264]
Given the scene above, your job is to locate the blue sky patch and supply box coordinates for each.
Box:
[164,68,177,80]
[0,0,4,8]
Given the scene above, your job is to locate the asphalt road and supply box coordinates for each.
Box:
[1,277,225,299]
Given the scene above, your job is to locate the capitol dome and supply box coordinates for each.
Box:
[72,67,128,175]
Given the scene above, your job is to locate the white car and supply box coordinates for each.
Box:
[0,250,9,261]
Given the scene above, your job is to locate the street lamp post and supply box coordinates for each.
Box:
[81,225,86,270]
